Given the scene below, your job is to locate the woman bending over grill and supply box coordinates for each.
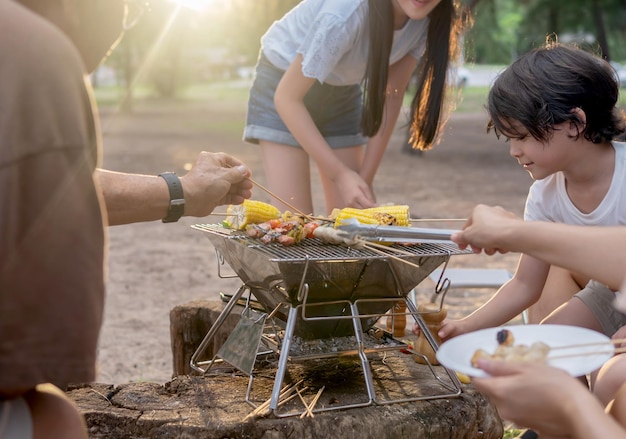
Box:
[243,0,467,215]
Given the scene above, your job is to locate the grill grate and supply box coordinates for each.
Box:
[191,223,465,262]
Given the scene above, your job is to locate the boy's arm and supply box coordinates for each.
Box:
[439,254,549,339]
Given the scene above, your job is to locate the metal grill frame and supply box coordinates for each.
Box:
[190,223,470,417]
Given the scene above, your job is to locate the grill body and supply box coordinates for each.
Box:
[191,224,472,415]
[193,224,465,338]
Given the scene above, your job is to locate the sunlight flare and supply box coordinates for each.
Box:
[168,0,213,12]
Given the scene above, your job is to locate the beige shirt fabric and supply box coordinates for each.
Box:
[0,1,106,393]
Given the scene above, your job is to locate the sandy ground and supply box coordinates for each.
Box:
[95,92,532,385]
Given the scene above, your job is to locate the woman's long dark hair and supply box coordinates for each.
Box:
[362,0,466,151]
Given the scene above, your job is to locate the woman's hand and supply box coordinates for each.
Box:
[333,168,376,208]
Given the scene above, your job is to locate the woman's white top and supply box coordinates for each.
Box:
[260,0,428,86]
[525,142,626,225]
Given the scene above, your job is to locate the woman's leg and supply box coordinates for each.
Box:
[317,145,364,215]
[527,265,587,324]
[260,140,313,215]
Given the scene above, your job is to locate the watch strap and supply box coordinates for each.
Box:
[158,172,185,223]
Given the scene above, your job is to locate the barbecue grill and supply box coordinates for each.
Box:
[189,223,472,417]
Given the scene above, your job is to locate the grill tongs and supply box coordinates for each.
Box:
[336,218,458,243]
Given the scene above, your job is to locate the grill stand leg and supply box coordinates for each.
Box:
[270,301,375,417]
[349,302,376,404]
[269,305,298,411]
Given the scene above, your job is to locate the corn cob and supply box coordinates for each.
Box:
[333,205,410,228]
[224,200,281,230]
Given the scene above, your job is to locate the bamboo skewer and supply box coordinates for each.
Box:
[242,390,299,421]
[409,218,467,223]
[300,386,325,418]
[360,240,424,271]
[297,388,314,419]
[242,379,304,421]
[364,240,419,256]
[361,244,422,270]
[211,212,333,226]
[248,178,314,221]
[549,346,626,361]
[211,213,465,223]
[550,337,626,351]
[222,164,314,221]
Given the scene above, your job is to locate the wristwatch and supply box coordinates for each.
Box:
[158,172,185,223]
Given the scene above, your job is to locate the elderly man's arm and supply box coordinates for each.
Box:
[98,151,252,225]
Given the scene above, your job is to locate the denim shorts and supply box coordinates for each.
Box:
[243,52,368,148]
[574,279,626,336]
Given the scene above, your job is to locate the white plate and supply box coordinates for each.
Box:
[436,324,614,377]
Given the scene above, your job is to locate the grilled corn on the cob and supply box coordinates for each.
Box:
[225,200,281,230]
[333,205,410,228]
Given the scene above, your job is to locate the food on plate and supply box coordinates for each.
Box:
[496,328,515,346]
[224,200,281,230]
[455,371,472,384]
[470,328,551,367]
[333,205,411,228]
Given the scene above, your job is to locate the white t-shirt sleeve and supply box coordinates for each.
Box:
[298,13,355,82]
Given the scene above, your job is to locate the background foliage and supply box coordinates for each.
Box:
[467,0,626,64]
[99,0,626,101]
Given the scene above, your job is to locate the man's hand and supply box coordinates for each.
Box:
[180,151,253,217]
[451,204,519,255]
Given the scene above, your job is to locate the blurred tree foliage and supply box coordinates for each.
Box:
[101,0,626,104]
[466,0,626,64]
[225,0,301,63]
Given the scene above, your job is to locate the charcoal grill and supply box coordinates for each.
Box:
[189,224,472,416]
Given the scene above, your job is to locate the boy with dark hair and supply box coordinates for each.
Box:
[438,41,626,342]
[451,204,626,439]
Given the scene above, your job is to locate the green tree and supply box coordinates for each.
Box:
[467,0,626,64]
[223,0,301,64]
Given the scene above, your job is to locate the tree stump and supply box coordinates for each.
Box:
[68,300,505,438]
[69,370,504,439]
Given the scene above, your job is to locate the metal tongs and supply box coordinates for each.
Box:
[336,218,458,243]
